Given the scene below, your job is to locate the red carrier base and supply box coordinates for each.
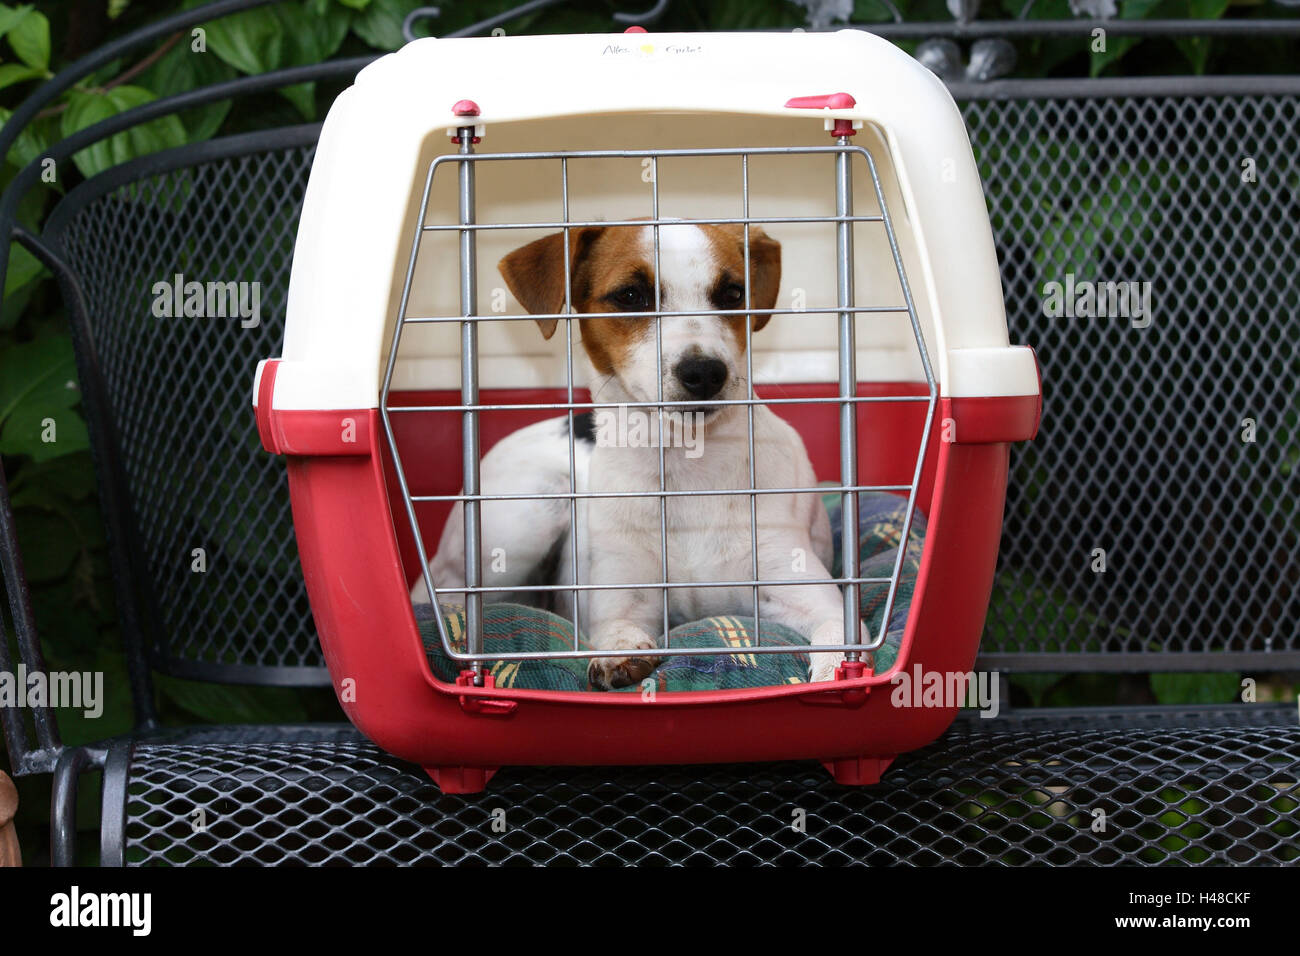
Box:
[260,376,1040,795]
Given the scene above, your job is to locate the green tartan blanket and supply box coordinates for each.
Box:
[417,490,925,691]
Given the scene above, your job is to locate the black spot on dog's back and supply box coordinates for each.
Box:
[565,411,595,445]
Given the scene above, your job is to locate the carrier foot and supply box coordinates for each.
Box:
[425,765,499,794]
[821,755,895,786]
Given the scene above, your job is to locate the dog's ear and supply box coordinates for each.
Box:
[720,225,781,331]
[498,227,603,339]
[744,227,781,332]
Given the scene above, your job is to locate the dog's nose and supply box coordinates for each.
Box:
[673,356,728,399]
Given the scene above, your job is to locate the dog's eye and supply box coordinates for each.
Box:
[720,284,746,307]
[609,285,648,310]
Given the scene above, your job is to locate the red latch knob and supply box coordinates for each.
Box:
[836,659,868,681]
[784,92,857,110]
[624,25,647,33]
[451,99,480,117]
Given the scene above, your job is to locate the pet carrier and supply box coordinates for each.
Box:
[254,28,1040,792]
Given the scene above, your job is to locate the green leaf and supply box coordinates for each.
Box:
[51,649,137,746]
[352,0,407,50]
[6,6,49,69]
[0,105,51,170]
[1150,672,1242,705]
[184,99,233,143]
[138,40,236,143]
[1174,0,1232,74]
[68,500,106,548]
[0,335,88,462]
[201,5,284,75]
[4,239,44,296]
[10,453,97,503]
[0,62,42,91]
[0,5,34,38]
[0,406,90,461]
[62,90,116,144]
[61,86,187,179]
[0,334,79,421]
[32,577,104,660]
[336,0,372,10]
[277,81,316,119]
[851,0,896,22]
[0,274,35,331]
[276,1,351,63]
[1088,0,1164,76]
[11,508,80,581]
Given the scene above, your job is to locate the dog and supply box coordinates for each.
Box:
[413,220,865,688]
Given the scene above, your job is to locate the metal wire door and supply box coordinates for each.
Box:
[380,130,937,679]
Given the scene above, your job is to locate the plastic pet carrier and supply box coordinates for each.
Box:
[254,28,1040,792]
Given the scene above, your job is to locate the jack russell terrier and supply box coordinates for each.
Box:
[413,221,866,688]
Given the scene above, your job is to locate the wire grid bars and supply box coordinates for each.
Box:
[380,133,937,678]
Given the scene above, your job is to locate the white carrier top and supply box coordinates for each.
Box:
[267,28,1038,411]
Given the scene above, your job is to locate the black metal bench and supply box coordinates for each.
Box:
[2,0,1296,866]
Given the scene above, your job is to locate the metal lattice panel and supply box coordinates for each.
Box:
[386,141,934,673]
[119,707,1299,865]
[49,146,324,675]
[963,94,1300,662]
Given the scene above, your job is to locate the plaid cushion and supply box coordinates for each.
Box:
[823,489,927,673]
[419,490,926,690]
[418,604,811,692]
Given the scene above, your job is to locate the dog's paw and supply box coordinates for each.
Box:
[587,623,661,690]
[809,652,845,683]
[588,643,660,690]
[807,618,871,682]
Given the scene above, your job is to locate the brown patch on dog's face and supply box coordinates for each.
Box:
[498,225,656,377]
[569,226,658,377]
[704,223,781,352]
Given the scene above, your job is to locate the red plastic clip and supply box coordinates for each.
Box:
[454,669,517,717]
[799,657,871,708]
[450,100,482,144]
[835,659,868,681]
[624,25,647,33]
[784,92,858,138]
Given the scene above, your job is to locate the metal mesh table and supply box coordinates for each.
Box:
[111,705,1299,865]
